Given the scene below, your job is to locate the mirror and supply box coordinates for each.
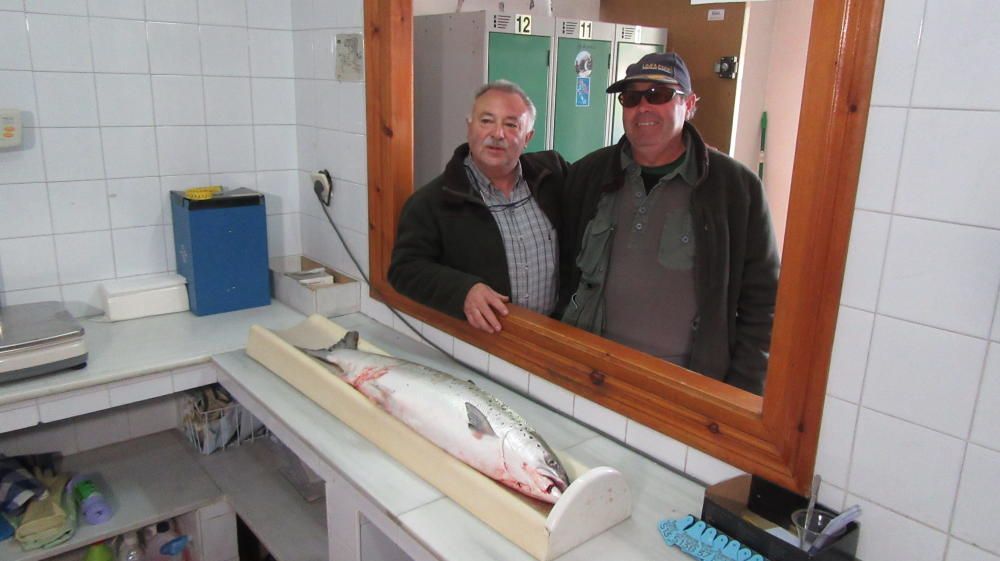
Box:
[364,0,884,493]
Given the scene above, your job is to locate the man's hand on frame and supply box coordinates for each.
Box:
[463,283,510,334]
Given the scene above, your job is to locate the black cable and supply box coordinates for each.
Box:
[312,186,485,375]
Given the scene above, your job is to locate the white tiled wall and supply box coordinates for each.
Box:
[819,1,1000,559]
[0,0,300,315]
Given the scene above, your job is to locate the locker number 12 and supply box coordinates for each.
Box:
[515,14,531,34]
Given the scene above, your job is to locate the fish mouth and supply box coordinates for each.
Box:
[536,466,569,499]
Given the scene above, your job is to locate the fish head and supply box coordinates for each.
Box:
[501,429,570,504]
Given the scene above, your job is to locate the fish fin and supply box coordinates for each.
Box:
[328,331,359,351]
[465,403,498,438]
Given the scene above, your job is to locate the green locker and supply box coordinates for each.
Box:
[487,32,551,154]
[609,25,669,146]
[550,19,615,163]
[413,11,554,187]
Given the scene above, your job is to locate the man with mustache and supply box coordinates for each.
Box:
[390,81,568,333]
[559,53,779,394]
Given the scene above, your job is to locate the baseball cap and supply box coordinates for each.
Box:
[606,52,692,95]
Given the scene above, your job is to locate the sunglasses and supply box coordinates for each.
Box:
[617,86,683,108]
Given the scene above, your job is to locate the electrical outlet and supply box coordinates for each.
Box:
[311,170,333,206]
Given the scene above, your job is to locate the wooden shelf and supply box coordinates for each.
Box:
[197,439,327,561]
[1,431,220,561]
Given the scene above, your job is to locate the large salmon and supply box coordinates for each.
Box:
[300,331,570,503]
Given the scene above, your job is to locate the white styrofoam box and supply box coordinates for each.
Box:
[172,362,219,392]
[625,420,687,472]
[108,371,175,407]
[38,387,111,423]
[869,0,924,107]
[200,25,250,77]
[89,17,149,73]
[0,401,39,433]
[100,273,188,321]
[48,180,110,234]
[864,315,987,437]
[96,74,155,126]
[270,255,360,317]
[849,408,964,530]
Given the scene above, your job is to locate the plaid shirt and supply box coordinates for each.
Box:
[464,157,558,315]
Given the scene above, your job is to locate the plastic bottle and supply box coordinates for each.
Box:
[143,521,189,561]
[116,532,144,561]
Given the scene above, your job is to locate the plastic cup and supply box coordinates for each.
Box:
[83,543,114,561]
[790,508,836,551]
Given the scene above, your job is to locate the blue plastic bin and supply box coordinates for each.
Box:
[170,189,270,316]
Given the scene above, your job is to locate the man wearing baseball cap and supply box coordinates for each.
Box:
[559,52,779,394]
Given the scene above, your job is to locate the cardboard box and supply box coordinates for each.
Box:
[270,256,360,317]
[701,475,859,561]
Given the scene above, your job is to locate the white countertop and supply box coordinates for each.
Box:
[0,302,707,560]
[214,313,706,561]
[0,301,304,406]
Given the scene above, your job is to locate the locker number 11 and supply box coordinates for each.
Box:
[578,21,593,40]
[515,14,531,34]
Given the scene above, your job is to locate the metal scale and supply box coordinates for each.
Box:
[0,301,87,383]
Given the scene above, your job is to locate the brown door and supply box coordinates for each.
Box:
[601,0,745,153]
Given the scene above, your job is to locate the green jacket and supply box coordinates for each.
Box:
[560,125,779,394]
[389,144,569,319]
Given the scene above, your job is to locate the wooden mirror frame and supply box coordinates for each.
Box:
[364,0,884,494]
